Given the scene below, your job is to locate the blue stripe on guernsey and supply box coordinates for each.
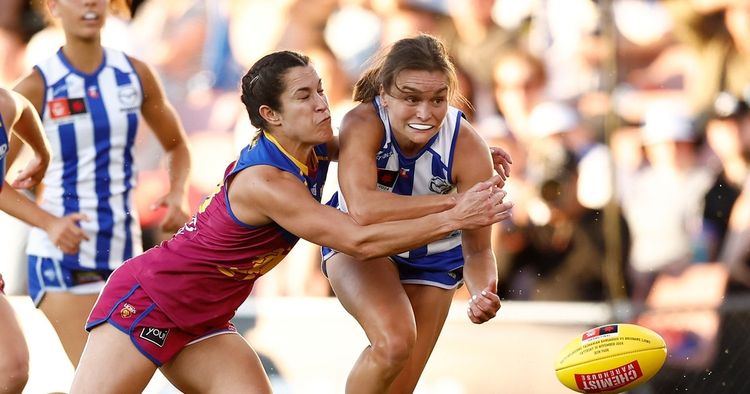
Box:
[393,160,415,196]
[446,110,463,183]
[86,75,115,269]
[114,68,137,261]
[27,47,144,270]
[0,112,7,186]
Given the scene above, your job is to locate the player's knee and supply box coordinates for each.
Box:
[370,330,416,369]
[0,356,29,394]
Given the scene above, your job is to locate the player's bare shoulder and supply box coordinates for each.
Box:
[229,164,314,226]
[340,102,382,138]
[13,70,45,113]
[0,88,16,122]
[456,117,490,153]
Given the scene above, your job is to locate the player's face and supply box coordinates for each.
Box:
[380,69,449,154]
[50,0,108,41]
[277,65,333,145]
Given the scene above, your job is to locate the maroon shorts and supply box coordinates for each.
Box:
[86,264,237,366]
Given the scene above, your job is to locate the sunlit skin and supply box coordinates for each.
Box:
[50,0,107,43]
[379,69,449,156]
[263,65,333,163]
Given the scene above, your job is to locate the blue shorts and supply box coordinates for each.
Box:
[321,249,464,289]
[27,255,112,306]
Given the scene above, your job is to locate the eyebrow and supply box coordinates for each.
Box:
[395,84,448,95]
[291,80,323,95]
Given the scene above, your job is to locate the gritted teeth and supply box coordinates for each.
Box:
[83,11,98,20]
[408,123,432,131]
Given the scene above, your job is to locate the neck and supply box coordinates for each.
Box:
[264,131,315,169]
[62,36,104,74]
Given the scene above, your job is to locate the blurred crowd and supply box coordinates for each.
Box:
[2,0,750,306]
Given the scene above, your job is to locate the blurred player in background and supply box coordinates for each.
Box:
[70,50,511,393]
[0,86,88,394]
[13,0,191,367]
[322,34,507,393]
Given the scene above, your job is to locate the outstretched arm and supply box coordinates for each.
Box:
[131,57,192,232]
[229,166,511,261]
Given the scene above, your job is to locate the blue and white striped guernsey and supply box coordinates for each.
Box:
[26,47,143,271]
[332,96,465,271]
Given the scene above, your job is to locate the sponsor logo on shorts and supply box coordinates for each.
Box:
[119,303,136,318]
[140,327,169,347]
[72,270,106,285]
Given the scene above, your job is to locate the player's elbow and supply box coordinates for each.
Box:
[339,234,383,261]
[347,206,377,226]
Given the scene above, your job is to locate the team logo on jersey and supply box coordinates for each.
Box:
[139,327,169,347]
[118,85,140,110]
[48,97,88,119]
[429,177,452,194]
[87,85,99,99]
[120,303,137,318]
[0,142,7,158]
[376,169,398,192]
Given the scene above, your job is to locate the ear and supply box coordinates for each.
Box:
[259,105,281,126]
[47,0,60,18]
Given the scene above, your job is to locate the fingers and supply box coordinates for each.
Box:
[159,208,190,233]
[466,290,501,324]
[472,174,503,193]
[490,147,512,178]
[150,196,166,211]
[10,176,34,189]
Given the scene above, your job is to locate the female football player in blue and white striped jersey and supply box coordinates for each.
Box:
[13,0,192,367]
[322,34,509,393]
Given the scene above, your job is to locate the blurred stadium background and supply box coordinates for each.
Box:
[2,0,750,393]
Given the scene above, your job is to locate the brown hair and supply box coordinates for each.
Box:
[353,34,466,107]
[240,51,311,131]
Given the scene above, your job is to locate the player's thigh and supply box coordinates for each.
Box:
[160,332,271,394]
[71,323,157,394]
[404,284,454,339]
[326,254,415,337]
[39,291,99,328]
[39,292,99,363]
[403,284,454,357]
